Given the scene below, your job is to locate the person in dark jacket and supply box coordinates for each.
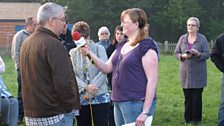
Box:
[59,14,76,52]
[20,2,80,126]
[211,33,224,126]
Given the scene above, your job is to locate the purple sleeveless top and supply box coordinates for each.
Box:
[111,38,158,102]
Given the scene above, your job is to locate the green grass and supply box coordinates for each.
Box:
[1,56,18,96]
[153,55,220,126]
[1,55,220,126]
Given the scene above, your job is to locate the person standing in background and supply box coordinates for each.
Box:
[106,25,126,59]
[106,25,126,89]
[20,2,80,126]
[211,33,224,126]
[0,56,18,126]
[174,17,210,125]
[70,21,110,126]
[11,16,37,124]
[144,24,160,60]
[97,26,112,49]
[59,14,76,52]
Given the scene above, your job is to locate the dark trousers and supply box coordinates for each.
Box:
[17,68,24,121]
[183,88,203,123]
[218,77,224,126]
[76,103,109,126]
[108,102,115,126]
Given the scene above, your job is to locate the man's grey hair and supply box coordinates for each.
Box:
[37,2,64,26]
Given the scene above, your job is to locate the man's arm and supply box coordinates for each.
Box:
[0,57,5,74]
[11,32,23,68]
[211,36,224,72]
[48,41,79,109]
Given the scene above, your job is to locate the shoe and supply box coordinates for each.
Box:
[181,122,187,125]
[193,121,201,125]
[181,120,191,125]
[17,120,23,125]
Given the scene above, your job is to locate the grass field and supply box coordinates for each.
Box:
[1,55,221,126]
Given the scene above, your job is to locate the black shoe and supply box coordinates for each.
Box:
[181,120,191,125]
[17,120,23,125]
[181,122,187,125]
[193,121,201,125]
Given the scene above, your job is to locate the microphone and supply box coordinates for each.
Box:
[72,32,94,64]
[72,31,86,48]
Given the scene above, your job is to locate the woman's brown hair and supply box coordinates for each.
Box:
[72,21,90,39]
[121,8,147,46]
[112,25,123,45]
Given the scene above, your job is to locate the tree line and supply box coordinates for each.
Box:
[2,0,224,43]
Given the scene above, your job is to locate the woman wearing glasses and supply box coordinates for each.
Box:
[97,26,112,49]
[81,8,159,126]
[174,17,210,125]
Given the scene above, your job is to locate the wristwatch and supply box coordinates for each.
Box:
[142,111,149,116]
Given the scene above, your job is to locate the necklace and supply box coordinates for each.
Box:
[121,42,139,55]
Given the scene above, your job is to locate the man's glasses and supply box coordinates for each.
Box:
[52,17,66,23]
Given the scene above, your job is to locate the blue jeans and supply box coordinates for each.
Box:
[114,99,156,126]
[50,112,74,126]
[1,97,18,126]
[218,77,224,126]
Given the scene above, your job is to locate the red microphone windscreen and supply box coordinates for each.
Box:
[72,31,81,41]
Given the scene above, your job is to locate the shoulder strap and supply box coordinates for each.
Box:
[95,44,111,91]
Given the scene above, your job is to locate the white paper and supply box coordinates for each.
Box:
[122,116,153,126]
